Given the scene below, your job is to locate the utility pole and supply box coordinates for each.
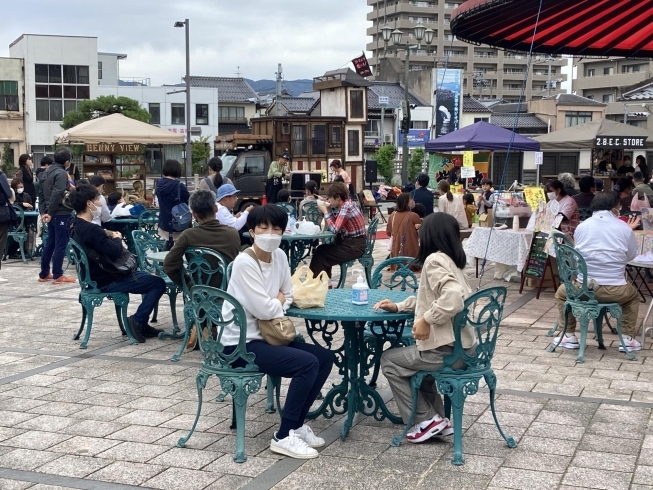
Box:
[275,64,283,117]
[401,49,411,185]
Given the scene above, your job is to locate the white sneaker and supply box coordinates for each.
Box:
[552,333,580,349]
[0,276,7,284]
[439,418,454,436]
[294,424,325,448]
[406,414,447,443]
[619,336,642,352]
[270,430,319,459]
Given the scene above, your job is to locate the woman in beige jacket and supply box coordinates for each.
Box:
[375,212,472,443]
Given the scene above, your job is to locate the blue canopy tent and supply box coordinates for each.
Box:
[425,121,541,152]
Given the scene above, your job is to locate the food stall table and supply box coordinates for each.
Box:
[464,227,533,278]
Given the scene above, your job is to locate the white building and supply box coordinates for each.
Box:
[98,52,126,86]
[0,57,26,162]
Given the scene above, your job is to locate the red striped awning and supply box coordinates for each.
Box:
[451,0,653,58]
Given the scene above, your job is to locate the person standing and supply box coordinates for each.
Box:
[636,155,649,183]
[329,159,354,198]
[412,173,435,216]
[476,178,496,227]
[387,193,421,261]
[14,154,35,202]
[437,181,469,230]
[266,152,291,204]
[156,159,190,247]
[0,169,13,283]
[631,171,653,204]
[37,147,75,284]
[89,176,111,226]
[199,157,232,193]
[34,156,52,203]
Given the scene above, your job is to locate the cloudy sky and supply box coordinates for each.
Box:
[1,0,372,84]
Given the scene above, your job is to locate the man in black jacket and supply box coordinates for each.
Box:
[412,172,435,216]
[70,185,165,342]
[37,148,75,284]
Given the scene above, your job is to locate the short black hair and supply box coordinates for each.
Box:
[481,178,492,186]
[40,156,53,167]
[277,189,291,202]
[546,179,567,196]
[69,184,99,213]
[107,191,124,207]
[578,176,596,193]
[463,193,475,205]
[333,175,345,183]
[590,191,619,211]
[53,147,72,166]
[246,204,288,231]
[416,213,467,269]
[633,171,644,182]
[594,178,604,191]
[417,172,430,187]
[162,159,182,178]
[76,178,90,186]
[412,202,426,218]
[189,190,217,220]
[90,175,106,187]
[615,177,633,193]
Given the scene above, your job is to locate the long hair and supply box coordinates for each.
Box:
[438,180,453,201]
[207,157,224,190]
[396,193,411,212]
[416,212,466,269]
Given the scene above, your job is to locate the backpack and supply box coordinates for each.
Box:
[71,225,137,281]
[170,182,192,232]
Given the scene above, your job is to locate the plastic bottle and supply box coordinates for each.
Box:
[351,269,369,305]
[512,214,520,231]
[287,214,296,235]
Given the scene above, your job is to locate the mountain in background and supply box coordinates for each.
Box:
[245,78,314,96]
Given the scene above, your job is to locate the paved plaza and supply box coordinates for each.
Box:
[0,235,652,490]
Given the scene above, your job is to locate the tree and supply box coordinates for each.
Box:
[61,95,151,130]
[191,136,212,175]
[408,148,425,182]
[373,144,397,184]
[1,143,14,175]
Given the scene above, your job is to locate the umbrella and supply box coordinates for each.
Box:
[425,121,540,152]
[450,0,653,58]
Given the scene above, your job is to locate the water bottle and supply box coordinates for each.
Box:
[287,213,296,235]
[352,269,369,305]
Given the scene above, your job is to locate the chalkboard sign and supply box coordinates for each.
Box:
[519,231,558,299]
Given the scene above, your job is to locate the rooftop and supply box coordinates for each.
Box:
[275,96,320,114]
[622,78,653,100]
[313,68,370,89]
[98,52,128,60]
[368,81,429,110]
[543,93,606,107]
[184,77,258,103]
[463,95,492,113]
[9,33,97,48]
[491,113,549,129]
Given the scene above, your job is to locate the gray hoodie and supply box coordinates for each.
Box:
[38,163,70,216]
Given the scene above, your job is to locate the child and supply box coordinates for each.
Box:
[463,193,476,227]
[375,213,472,443]
[476,178,495,227]
[277,189,291,203]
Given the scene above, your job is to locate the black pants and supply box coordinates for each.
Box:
[309,235,366,278]
[0,222,8,272]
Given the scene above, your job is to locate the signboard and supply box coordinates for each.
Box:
[85,143,143,154]
[433,68,462,138]
[595,136,647,148]
[352,53,372,77]
[378,96,389,105]
[534,151,543,165]
[397,129,429,148]
[463,151,474,167]
[524,187,546,211]
[460,166,476,178]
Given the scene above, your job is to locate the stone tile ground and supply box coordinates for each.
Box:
[0,230,652,489]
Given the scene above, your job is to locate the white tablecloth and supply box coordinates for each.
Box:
[464,228,534,272]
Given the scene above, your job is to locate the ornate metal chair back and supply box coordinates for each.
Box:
[578,207,592,221]
[137,208,160,236]
[132,230,166,276]
[67,238,99,293]
[370,256,419,292]
[181,248,229,302]
[553,240,595,304]
[276,202,296,216]
[301,202,323,226]
[363,217,379,257]
[10,205,26,233]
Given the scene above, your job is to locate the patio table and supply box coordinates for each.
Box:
[147,251,169,263]
[627,260,653,303]
[105,218,140,253]
[287,288,413,440]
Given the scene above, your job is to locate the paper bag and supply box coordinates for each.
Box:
[291,266,329,309]
[479,209,493,227]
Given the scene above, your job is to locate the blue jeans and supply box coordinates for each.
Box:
[100,271,166,325]
[40,215,70,280]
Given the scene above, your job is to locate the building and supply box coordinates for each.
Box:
[97,52,127,86]
[619,79,653,130]
[529,94,606,132]
[460,95,491,127]
[9,34,100,163]
[366,0,567,102]
[0,57,26,164]
[186,77,258,135]
[265,96,319,116]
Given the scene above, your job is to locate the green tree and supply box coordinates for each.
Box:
[191,136,212,175]
[408,148,425,182]
[1,143,14,175]
[61,95,151,130]
[373,144,397,184]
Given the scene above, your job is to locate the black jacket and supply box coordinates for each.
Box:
[38,163,70,216]
[71,217,124,289]
[413,187,435,216]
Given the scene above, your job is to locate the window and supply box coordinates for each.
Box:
[34,64,89,121]
[98,61,102,80]
[622,64,642,73]
[171,103,185,125]
[0,81,19,111]
[282,122,290,134]
[603,67,614,76]
[311,124,326,154]
[348,130,360,156]
[149,103,161,125]
[411,121,429,129]
[234,155,265,176]
[292,125,308,155]
[218,106,245,121]
[331,126,341,145]
[587,68,595,77]
[565,111,592,127]
[350,90,364,119]
[602,94,614,103]
[474,117,489,123]
[196,104,208,125]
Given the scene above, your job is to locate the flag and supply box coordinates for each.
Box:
[352,53,372,77]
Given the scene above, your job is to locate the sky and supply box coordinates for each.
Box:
[1,0,372,85]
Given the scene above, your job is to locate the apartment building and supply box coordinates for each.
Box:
[366,0,567,102]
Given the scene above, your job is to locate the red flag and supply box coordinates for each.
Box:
[352,53,372,77]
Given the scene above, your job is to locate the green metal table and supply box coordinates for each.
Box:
[147,251,169,263]
[244,231,335,274]
[286,288,413,440]
[105,218,141,254]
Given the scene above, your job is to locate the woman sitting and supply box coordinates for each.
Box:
[546,179,580,240]
[387,193,420,262]
[10,178,33,210]
[437,180,469,230]
[376,213,472,443]
[223,205,333,459]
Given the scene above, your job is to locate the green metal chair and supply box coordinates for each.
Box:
[391,286,516,465]
[300,201,324,226]
[276,202,296,216]
[172,247,229,362]
[364,256,420,387]
[578,207,592,221]
[137,208,160,238]
[4,205,29,263]
[132,230,180,334]
[548,241,636,363]
[67,239,140,349]
[177,285,263,463]
[336,217,379,288]
[34,217,48,257]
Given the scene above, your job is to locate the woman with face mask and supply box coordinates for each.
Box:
[10,178,33,210]
[221,205,333,460]
[546,179,580,240]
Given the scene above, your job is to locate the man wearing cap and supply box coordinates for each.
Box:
[266,152,291,204]
[216,184,254,231]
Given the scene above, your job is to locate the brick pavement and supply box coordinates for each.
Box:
[0,235,651,489]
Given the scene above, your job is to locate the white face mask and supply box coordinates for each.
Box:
[89,202,102,220]
[253,233,282,253]
[16,188,23,194]
[547,191,556,200]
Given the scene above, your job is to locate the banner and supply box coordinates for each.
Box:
[463,151,474,167]
[433,69,462,138]
[352,53,372,78]
[524,187,547,212]
[397,129,429,148]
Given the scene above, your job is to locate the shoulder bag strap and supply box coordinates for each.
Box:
[243,247,263,273]
[176,181,182,203]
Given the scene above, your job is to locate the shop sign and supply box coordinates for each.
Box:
[595,136,647,148]
[85,143,143,154]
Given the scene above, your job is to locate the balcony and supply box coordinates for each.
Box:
[367,2,438,20]
[573,71,650,91]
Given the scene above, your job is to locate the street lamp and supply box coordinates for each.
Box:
[175,19,192,185]
[383,24,434,184]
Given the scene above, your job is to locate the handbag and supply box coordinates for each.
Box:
[243,248,296,346]
[291,266,328,309]
[170,182,192,232]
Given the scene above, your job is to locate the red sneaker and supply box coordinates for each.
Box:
[38,274,53,282]
[406,415,448,443]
